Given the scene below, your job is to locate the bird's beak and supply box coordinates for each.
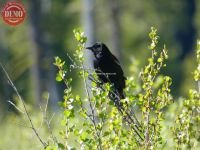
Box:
[86,46,93,50]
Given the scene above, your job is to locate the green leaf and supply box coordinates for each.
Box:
[64,109,71,117]
[56,74,62,82]
[80,131,88,141]
[157,58,163,63]
[58,143,65,149]
[45,146,57,150]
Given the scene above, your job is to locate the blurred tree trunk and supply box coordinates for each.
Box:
[82,0,96,68]
[28,0,43,105]
[28,0,59,108]
[82,0,97,119]
[107,0,122,61]
[0,29,10,115]
[176,0,196,59]
[0,73,8,115]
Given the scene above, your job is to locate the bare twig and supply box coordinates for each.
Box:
[81,63,102,150]
[88,74,144,142]
[145,97,150,149]
[0,63,47,148]
[40,94,58,145]
[8,100,25,114]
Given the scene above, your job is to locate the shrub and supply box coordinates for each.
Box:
[46,27,199,149]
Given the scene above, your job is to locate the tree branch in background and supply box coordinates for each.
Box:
[0,63,47,148]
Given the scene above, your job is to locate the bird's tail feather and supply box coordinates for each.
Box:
[109,92,144,142]
[88,75,144,143]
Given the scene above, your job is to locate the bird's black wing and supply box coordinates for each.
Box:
[111,54,120,65]
[111,54,126,80]
[93,59,109,83]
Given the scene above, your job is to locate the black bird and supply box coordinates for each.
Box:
[86,42,126,99]
[86,42,144,142]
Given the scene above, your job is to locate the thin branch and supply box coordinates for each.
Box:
[81,63,103,150]
[0,63,47,148]
[61,53,144,144]
[88,74,144,143]
[8,100,25,114]
[41,93,58,145]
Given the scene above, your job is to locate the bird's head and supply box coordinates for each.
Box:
[86,42,109,59]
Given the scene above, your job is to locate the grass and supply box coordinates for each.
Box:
[0,112,62,150]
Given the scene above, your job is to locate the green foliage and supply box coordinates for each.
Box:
[49,27,199,150]
[53,29,138,149]
[0,112,61,150]
[172,41,200,149]
[139,27,173,149]
[1,27,199,150]
[193,40,200,82]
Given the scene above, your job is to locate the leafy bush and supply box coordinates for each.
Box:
[172,41,200,149]
[46,28,199,149]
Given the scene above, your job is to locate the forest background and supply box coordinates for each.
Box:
[0,0,199,149]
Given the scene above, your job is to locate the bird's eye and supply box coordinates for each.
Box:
[94,43,101,51]
[94,44,100,48]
